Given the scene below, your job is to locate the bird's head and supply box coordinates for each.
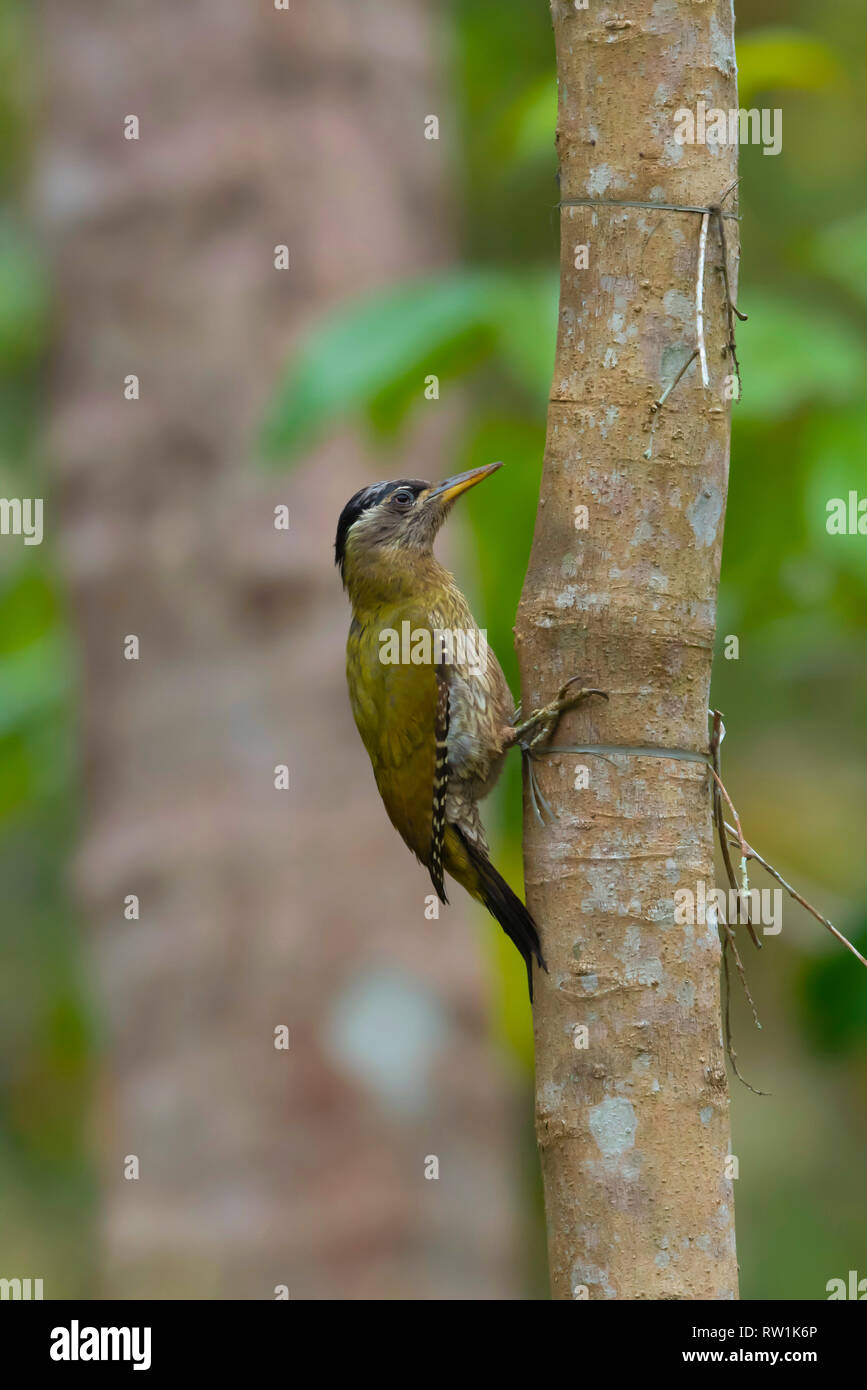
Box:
[335,462,502,588]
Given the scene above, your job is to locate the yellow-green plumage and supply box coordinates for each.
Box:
[346,598,441,867]
[336,468,546,998]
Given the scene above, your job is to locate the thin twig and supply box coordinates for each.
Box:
[724,824,867,971]
[711,199,746,402]
[696,212,710,387]
[722,939,769,1095]
[707,711,764,1082]
[650,348,699,414]
[709,709,866,970]
[710,768,748,858]
[709,715,761,949]
[718,177,741,208]
[717,900,762,1030]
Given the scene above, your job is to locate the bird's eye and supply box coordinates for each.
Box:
[392,488,415,509]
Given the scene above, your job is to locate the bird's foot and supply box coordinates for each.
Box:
[511,676,608,752]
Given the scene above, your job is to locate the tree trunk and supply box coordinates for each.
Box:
[516,0,740,1300]
[36,0,522,1299]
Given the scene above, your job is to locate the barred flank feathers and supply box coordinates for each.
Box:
[429,673,450,904]
[455,826,547,1001]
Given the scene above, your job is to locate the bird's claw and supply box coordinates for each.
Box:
[512,676,608,751]
[556,676,609,714]
[516,676,608,824]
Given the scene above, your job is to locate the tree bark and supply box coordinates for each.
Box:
[516,1,740,1300]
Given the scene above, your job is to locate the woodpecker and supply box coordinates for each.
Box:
[335,461,605,1000]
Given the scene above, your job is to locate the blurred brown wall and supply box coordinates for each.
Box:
[35,0,521,1298]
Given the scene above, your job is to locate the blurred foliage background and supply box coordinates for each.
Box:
[3,0,865,1298]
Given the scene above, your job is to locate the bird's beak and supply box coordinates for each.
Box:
[427,462,503,505]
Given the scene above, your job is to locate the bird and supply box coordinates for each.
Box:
[335,461,605,1000]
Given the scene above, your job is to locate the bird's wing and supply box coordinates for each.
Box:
[346,621,440,875]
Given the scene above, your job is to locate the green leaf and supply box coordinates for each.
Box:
[0,635,68,738]
[0,221,49,374]
[261,271,502,463]
[260,267,560,463]
[362,323,495,440]
[488,269,558,401]
[0,568,58,657]
[737,28,844,106]
[806,208,867,310]
[802,406,867,584]
[495,76,557,168]
[736,292,867,421]
[800,917,867,1055]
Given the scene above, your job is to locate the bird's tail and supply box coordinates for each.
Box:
[445,824,547,1001]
